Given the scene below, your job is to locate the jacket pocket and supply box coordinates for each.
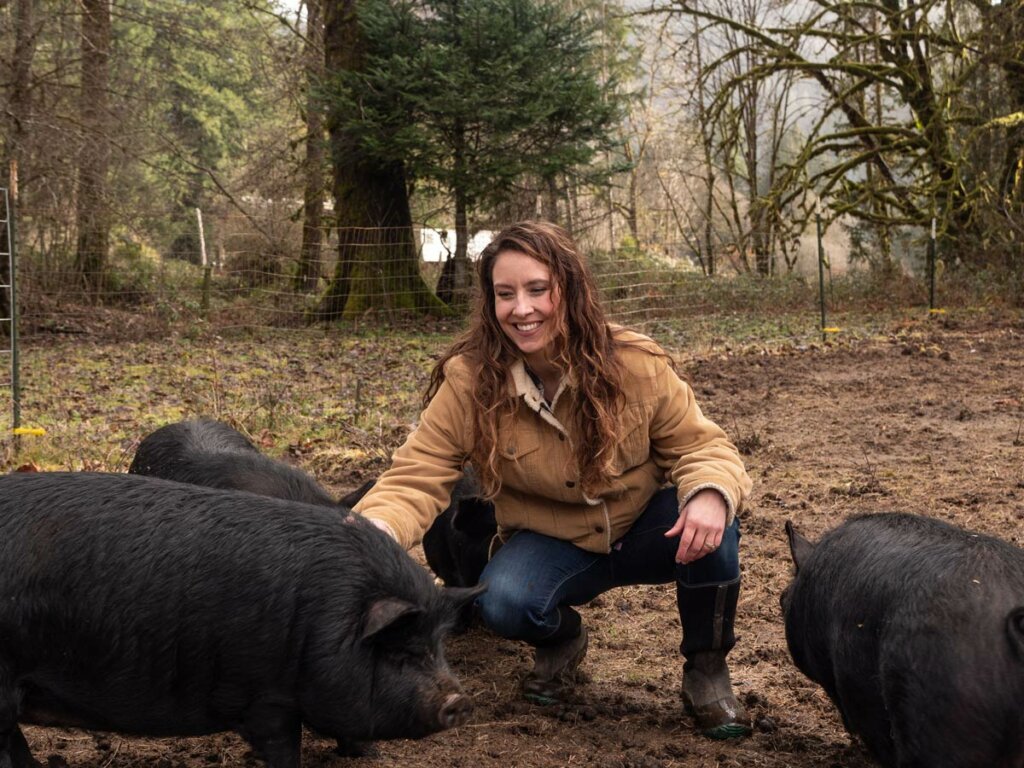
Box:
[500,432,541,462]
[499,432,542,493]
[610,403,650,474]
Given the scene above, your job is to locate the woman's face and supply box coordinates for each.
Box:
[491,249,561,363]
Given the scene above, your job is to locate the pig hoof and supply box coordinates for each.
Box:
[439,693,473,729]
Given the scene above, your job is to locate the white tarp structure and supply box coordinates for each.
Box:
[419,228,493,262]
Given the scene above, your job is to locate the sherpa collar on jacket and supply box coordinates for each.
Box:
[508,357,574,432]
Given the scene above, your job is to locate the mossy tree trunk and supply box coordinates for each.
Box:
[317,0,446,321]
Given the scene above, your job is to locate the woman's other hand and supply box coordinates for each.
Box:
[363,516,399,542]
[665,488,727,564]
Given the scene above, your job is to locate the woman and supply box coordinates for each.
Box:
[354,221,753,739]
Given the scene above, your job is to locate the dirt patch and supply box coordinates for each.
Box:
[19,314,1024,767]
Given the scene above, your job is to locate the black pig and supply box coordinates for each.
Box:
[422,466,496,591]
[129,418,371,508]
[782,512,1024,768]
[133,420,491,595]
[0,471,484,768]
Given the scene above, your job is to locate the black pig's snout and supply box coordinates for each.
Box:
[438,692,472,729]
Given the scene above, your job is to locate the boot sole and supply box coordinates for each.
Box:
[703,722,752,740]
[523,691,561,707]
[682,693,752,740]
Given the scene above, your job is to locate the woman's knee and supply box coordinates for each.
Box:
[477,530,601,641]
[476,574,542,639]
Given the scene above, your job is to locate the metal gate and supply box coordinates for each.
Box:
[0,187,19,437]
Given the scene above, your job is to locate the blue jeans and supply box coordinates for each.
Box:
[477,487,741,650]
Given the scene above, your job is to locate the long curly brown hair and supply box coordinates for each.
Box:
[426,221,630,498]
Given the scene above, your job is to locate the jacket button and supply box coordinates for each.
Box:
[565,480,575,488]
[595,525,604,533]
[558,433,566,441]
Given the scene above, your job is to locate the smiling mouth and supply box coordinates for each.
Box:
[516,322,541,332]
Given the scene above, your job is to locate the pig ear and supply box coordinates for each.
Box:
[444,583,487,614]
[785,520,815,572]
[338,478,376,509]
[362,597,423,643]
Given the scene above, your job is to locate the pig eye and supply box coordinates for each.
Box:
[380,642,431,668]
[375,645,413,667]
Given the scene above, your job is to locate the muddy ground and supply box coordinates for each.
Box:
[18,312,1024,768]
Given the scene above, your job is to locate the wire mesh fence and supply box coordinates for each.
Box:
[7,211,992,347]
[14,260,748,335]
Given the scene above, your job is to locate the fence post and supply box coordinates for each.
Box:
[927,217,936,311]
[9,190,18,443]
[197,208,211,316]
[817,208,827,342]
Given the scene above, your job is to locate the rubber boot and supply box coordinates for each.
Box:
[522,608,588,706]
[677,578,752,739]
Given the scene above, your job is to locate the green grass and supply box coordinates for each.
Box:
[4,302,1020,477]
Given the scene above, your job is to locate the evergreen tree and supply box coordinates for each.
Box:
[115,0,285,258]
[327,0,625,306]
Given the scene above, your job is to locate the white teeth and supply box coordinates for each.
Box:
[517,322,540,332]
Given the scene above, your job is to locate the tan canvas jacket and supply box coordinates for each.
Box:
[354,330,752,554]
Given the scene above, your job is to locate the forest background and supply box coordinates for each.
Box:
[0,0,1022,331]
